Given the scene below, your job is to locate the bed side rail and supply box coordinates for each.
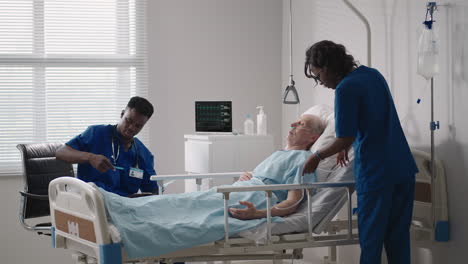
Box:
[216,181,355,192]
[216,181,356,247]
[151,172,244,193]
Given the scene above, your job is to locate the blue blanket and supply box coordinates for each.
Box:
[100,178,282,258]
[99,150,315,259]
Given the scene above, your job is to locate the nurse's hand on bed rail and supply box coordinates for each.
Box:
[238,172,253,181]
[336,149,350,167]
[89,154,115,173]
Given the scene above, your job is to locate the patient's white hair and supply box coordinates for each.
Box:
[303,114,326,135]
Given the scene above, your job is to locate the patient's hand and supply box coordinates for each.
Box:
[229,201,261,220]
[238,171,253,181]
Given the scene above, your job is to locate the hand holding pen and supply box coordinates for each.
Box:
[88,153,117,173]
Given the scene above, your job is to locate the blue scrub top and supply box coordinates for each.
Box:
[66,124,157,196]
[335,66,418,193]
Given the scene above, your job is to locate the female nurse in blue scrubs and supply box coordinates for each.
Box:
[302,40,418,264]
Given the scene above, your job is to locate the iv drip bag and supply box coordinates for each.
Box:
[417,21,439,80]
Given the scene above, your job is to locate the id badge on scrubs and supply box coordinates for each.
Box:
[129,167,144,179]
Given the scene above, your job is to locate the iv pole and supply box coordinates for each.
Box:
[426,2,440,234]
[421,3,450,241]
[426,2,439,182]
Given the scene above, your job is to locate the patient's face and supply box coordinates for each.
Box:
[288,115,319,149]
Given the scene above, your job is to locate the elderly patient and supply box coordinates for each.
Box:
[230,114,325,220]
[99,114,325,259]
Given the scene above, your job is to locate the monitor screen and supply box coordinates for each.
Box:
[195,101,232,132]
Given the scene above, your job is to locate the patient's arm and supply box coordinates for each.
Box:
[56,145,114,173]
[229,189,303,220]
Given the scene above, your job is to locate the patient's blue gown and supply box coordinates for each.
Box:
[99,150,314,259]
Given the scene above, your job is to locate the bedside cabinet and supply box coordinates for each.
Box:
[184,134,274,192]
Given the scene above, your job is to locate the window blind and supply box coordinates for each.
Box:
[0,0,148,176]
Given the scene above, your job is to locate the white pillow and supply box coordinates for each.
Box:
[302,104,333,121]
[301,105,338,182]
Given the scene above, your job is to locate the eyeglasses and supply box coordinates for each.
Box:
[315,69,324,82]
[305,66,324,86]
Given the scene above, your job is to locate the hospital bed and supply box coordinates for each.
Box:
[48,168,357,264]
[46,148,448,264]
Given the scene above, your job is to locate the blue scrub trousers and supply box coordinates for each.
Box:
[357,178,415,264]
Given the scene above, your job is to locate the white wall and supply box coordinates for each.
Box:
[0,1,283,263]
[147,0,284,194]
[282,0,468,263]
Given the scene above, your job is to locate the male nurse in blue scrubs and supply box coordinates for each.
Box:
[302,40,418,264]
[56,96,158,197]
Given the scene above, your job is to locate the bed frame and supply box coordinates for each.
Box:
[48,174,358,264]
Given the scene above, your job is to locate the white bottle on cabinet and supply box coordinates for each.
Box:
[256,106,267,135]
[244,114,255,135]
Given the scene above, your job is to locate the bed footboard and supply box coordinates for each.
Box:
[48,177,121,264]
[48,176,358,264]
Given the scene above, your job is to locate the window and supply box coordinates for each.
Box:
[0,0,148,176]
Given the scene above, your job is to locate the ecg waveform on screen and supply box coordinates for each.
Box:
[195,101,232,132]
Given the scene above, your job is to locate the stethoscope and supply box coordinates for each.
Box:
[111,125,139,169]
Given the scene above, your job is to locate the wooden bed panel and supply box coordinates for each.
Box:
[55,210,96,243]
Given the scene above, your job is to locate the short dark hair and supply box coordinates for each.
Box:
[304,40,357,82]
[126,96,154,118]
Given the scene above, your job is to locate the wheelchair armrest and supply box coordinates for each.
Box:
[19,191,49,200]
